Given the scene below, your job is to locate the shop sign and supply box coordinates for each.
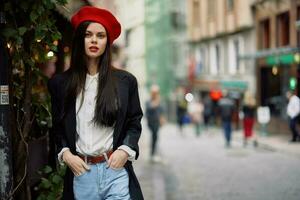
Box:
[266,54,294,65]
[220,81,248,90]
[0,85,9,105]
[257,106,270,124]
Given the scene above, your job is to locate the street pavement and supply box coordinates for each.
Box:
[134,122,300,200]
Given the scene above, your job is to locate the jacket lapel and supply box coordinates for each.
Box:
[113,79,128,148]
[64,99,77,152]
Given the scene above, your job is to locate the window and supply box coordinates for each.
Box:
[200,48,206,73]
[171,11,185,29]
[192,0,200,27]
[216,44,220,73]
[227,0,234,12]
[276,12,290,47]
[259,19,270,49]
[234,39,239,72]
[207,0,215,21]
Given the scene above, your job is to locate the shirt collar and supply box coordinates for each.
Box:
[86,72,99,80]
[85,72,99,90]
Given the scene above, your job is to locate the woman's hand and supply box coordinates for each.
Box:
[63,150,90,176]
[107,149,128,169]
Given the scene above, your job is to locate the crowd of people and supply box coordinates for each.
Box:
[145,87,300,155]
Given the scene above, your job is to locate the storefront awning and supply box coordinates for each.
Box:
[239,47,300,60]
[220,80,248,90]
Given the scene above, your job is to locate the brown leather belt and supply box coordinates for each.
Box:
[79,150,113,164]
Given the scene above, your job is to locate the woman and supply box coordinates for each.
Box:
[242,92,256,147]
[48,6,143,200]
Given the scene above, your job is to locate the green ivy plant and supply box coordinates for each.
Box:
[1,0,66,199]
[35,165,66,200]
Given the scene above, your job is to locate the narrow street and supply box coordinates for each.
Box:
[134,123,300,200]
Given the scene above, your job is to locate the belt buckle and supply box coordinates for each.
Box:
[103,152,109,162]
[84,155,88,164]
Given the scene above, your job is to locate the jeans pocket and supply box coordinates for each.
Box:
[109,166,125,172]
[74,170,88,178]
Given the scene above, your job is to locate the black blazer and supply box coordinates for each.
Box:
[48,69,144,200]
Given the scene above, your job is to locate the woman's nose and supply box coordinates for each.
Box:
[91,35,97,43]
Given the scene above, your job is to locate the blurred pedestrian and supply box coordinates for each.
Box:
[146,85,165,162]
[203,94,213,129]
[188,97,204,136]
[242,92,257,147]
[176,98,187,134]
[286,90,300,142]
[218,91,235,147]
[48,6,143,200]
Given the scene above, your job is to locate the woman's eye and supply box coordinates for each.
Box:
[85,33,92,37]
[98,34,106,38]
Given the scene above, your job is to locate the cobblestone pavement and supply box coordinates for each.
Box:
[134,123,300,200]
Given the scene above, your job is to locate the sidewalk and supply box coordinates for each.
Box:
[231,127,300,158]
[135,123,300,200]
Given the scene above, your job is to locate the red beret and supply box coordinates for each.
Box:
[71,6,121,44]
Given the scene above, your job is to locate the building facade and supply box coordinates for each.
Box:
[252,0,300,133]
[187,0,256,97]
[145,0,187,98]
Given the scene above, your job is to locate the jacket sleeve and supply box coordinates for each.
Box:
[122,76,143,159]
[48,77,68,155]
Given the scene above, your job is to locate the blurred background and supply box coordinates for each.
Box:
[1,0,300,199]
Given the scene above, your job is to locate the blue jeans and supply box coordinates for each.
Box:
[73,162,130,200]
[222,121,232,146]
[289,117,299,141]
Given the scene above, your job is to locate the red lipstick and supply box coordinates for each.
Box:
[89,46,99,52]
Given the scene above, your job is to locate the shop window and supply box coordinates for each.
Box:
[276,12,290,47]
[259,19,270,49]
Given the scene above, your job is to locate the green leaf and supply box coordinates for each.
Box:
[52,175,62,184]
[18,27,27,36]
[16,36,23,45]
[55,0,67,5]
[30,11,38,22]
[51,32,62,41]
[49,45,58,52]
[43,165,52,174]
[37,5,45,15]
[47,193,56,200]
[41,178,51,189]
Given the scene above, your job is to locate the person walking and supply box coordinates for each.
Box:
[145,85,164,162]
[203,95,212,129]
[218,91,235,147]
[188,97,204,136]
[242,92,257,147]
[48,6,143,200]
[286,90,300,142]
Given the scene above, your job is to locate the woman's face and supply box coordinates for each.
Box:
[84,22,107,59]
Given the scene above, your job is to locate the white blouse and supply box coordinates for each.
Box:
[58,73,135,163]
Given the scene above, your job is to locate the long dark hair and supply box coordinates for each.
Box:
[64,21,119,127]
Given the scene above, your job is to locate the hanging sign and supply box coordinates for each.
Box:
[0,85,9,105]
